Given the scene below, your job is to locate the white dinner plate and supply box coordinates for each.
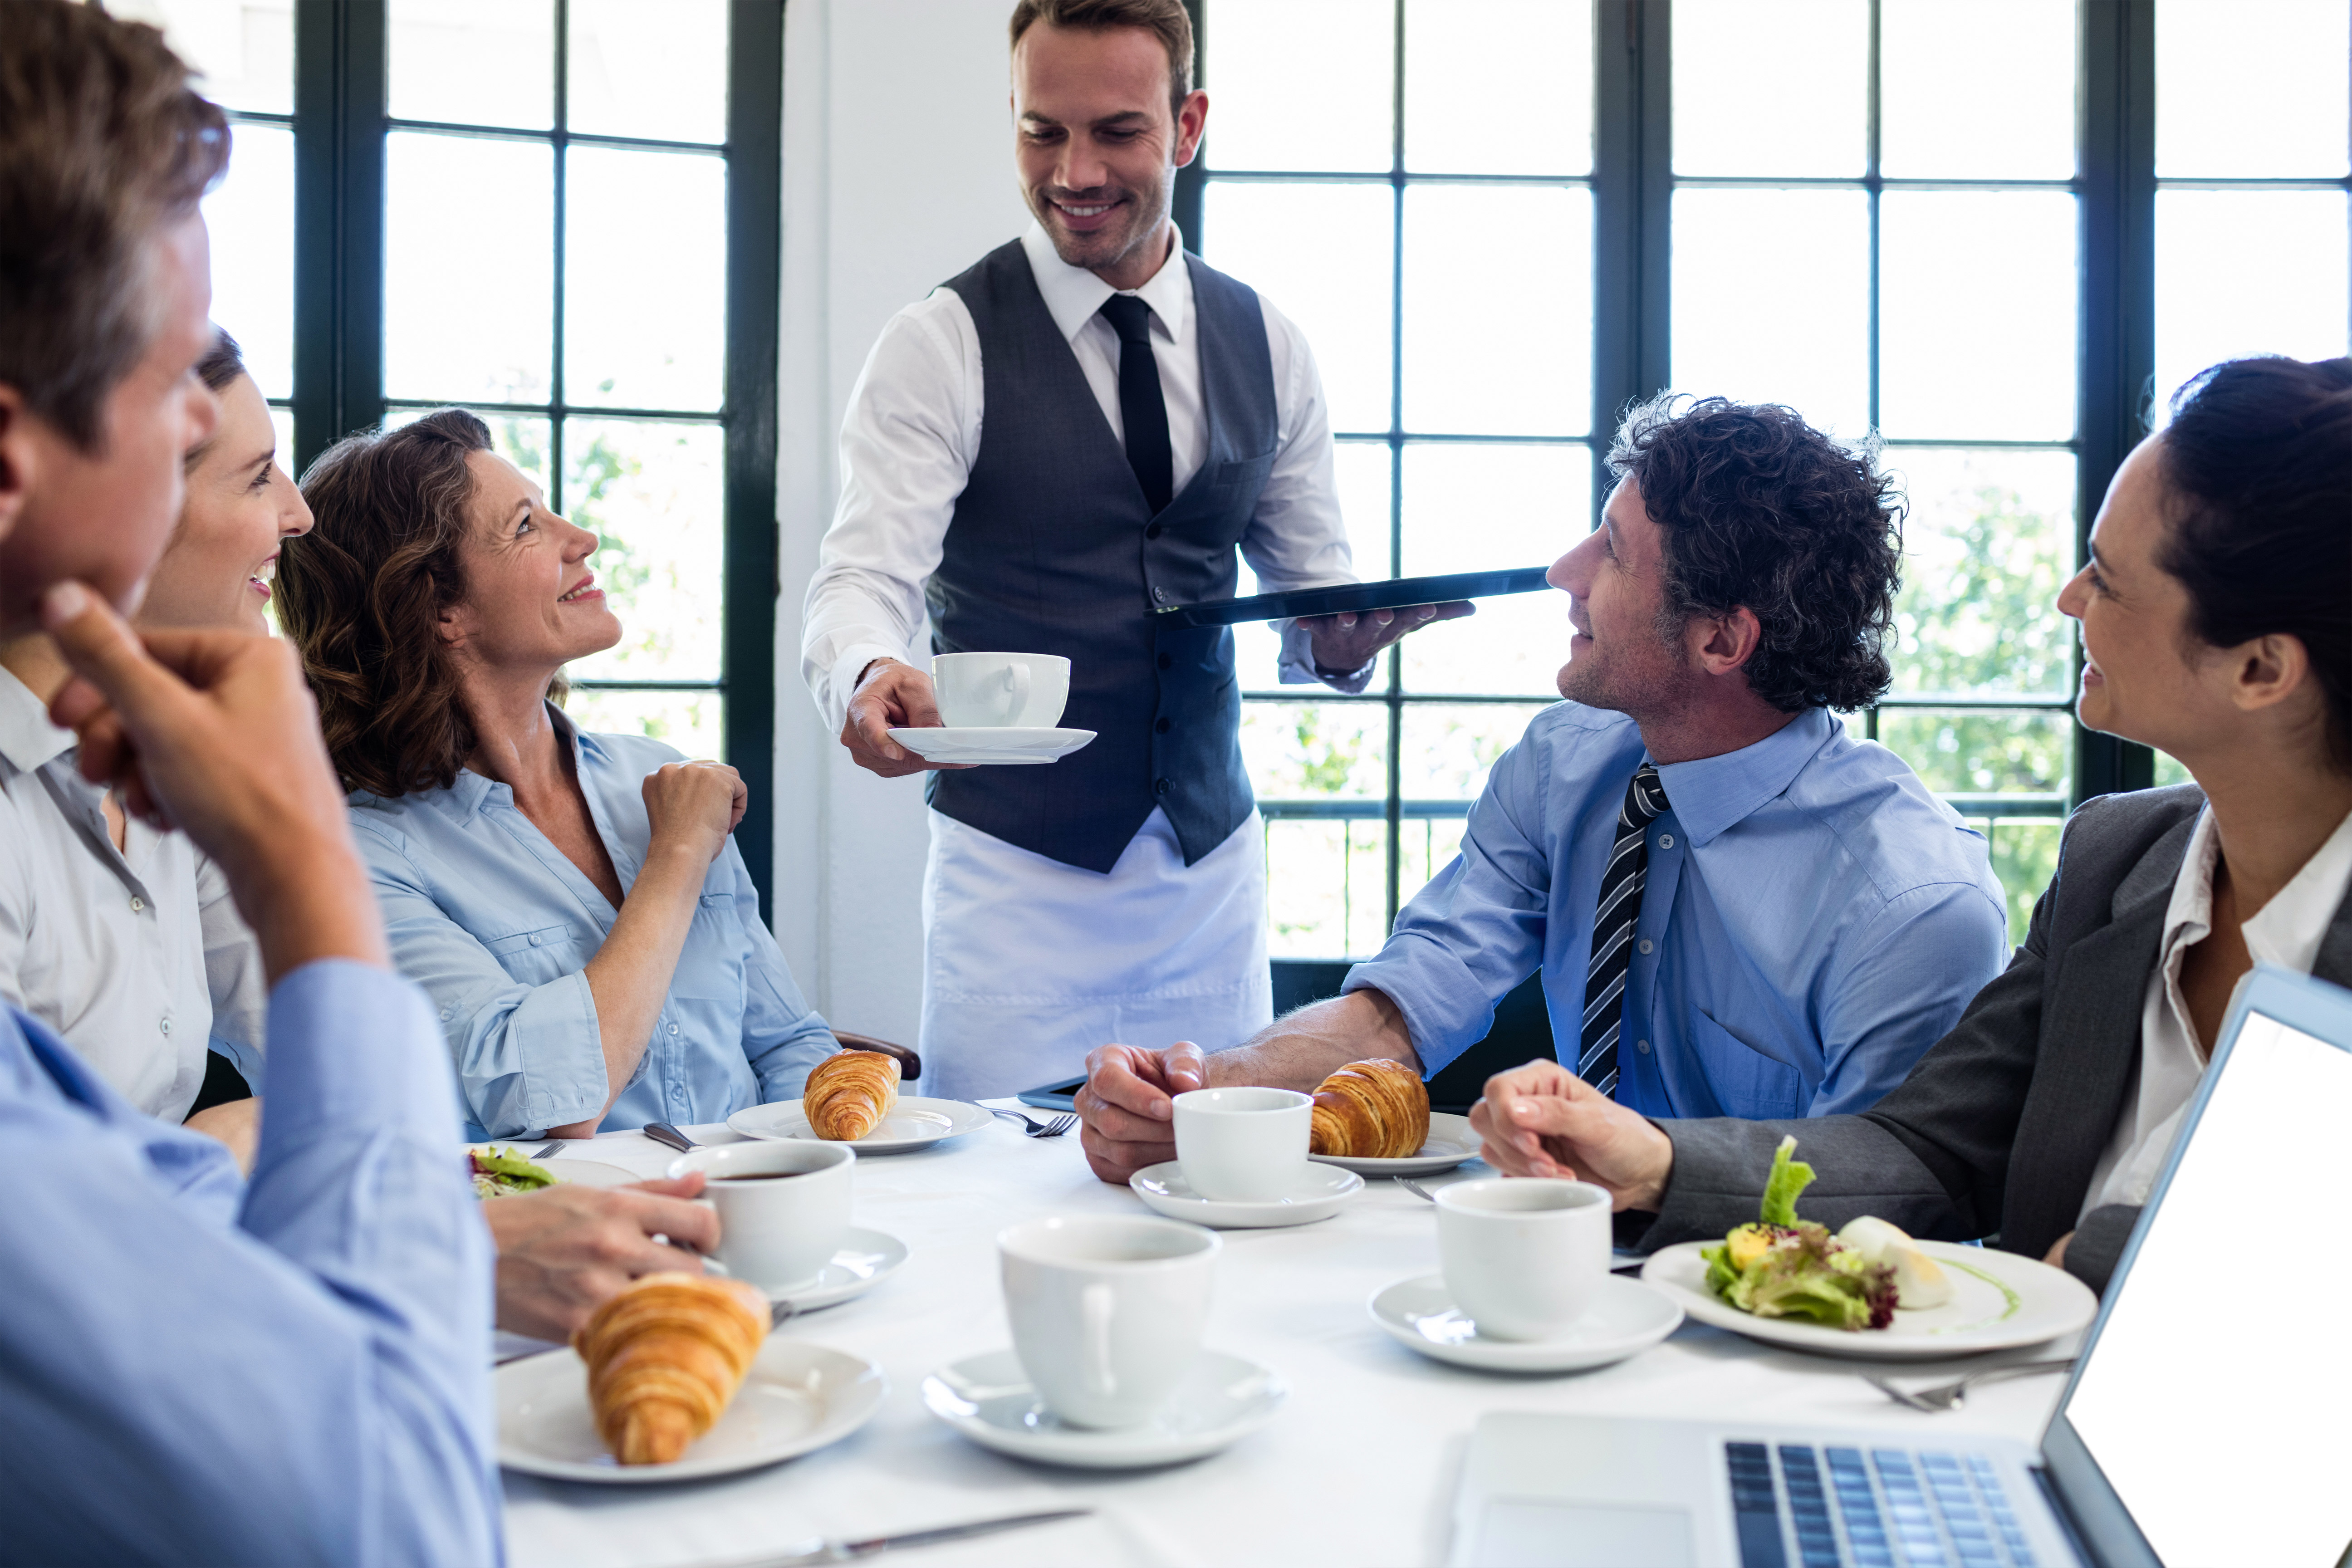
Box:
[1306,1110,1484,1176]
[497,1337,887,1484]
[1128,1160,1363,1229]
[726,1096,995,1154]
[467,1150,640,1193]
[1641,1239,2098,1360]
[1368,1272,1683,1374]
[769,1226,909,1314]
[922,1348,1284,1470]
[887,726,1095,765]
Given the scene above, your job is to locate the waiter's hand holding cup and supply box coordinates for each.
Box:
[1078,1040,1208,1185]
[841,657,970,778]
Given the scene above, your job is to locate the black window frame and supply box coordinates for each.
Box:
[289,0,784,916]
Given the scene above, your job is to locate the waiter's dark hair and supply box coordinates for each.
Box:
[2157,354,2352,771]
[1009,0,1194,115]
[1606,394,1903,714]
[278,408,499,798]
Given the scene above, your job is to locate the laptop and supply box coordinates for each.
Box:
[1448,964,2352,1568]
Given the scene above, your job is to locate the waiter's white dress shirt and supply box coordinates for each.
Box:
[804,224,1368,1096]
[2081,804,2352,1217]
[0,668,265,1121]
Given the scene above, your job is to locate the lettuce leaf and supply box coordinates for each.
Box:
[1758,1135,1815,1228]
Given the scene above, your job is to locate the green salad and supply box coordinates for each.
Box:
[1700,1136,1896,1331]
[469,1146,557,1199]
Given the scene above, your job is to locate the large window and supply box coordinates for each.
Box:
[109,0,784,911]
[1189,0,2352,954]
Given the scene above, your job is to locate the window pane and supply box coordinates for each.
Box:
[562,687,724,762]
[1403,0,1593,176]
[1398,815,1470,908]
[382,407,551,495]
[1879,0,2074,179]
[2154,191,2351,416]
[1204,0,1393,173]
[1672,188,1870,436]
[1202,181,1394,433]
[1877,709,2072,798]
[563,420,724,683]
[1242,701,1388,802]
[564,147,725,412]
[1887,448,2076,698]
[1672,0,1867,176]
[1399,702,1546,800]
[1263,818,1392,959]
[115,0,294,117]
[1402,184,1592,436]
[201,121,294,400]
[388,0,554,131]
[1236,441,1391,687]
[2153,751,2192,789]
[1397,442,1585,697]
[1880,191,2078,441]
[1985,817,2061,949]
[568,0,728,145]
[2157,0,2351,177]
[384,132,554,403]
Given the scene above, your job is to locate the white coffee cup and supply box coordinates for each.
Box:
[1172,1086,1312,1203]
[998,1214,1219,1429]
[932,652,1070,728]
[666,1140,854,1294]
[1435,1178,1612,1341]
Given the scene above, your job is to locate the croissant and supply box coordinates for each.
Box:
[574,1273,768,1465]
[804,1048,900,1140]
[1308,1058,1430,1159]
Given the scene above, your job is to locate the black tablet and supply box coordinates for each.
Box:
[1157,566,1553,629]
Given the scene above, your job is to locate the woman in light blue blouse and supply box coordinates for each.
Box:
[278,409,836,1139]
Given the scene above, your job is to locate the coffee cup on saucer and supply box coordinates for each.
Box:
[667,1140,855,1294]
[1172,1086,1312,1202]
[932,652,1070,728]
[1435,1178,1611,1341]
[998,1215,1219,1429]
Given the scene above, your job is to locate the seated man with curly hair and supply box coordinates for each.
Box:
[1078,394,2011,1183]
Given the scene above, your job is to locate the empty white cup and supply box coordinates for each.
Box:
[932,652,1070,728]
[1172,1086,1312,1203]
[999,1214,1219,1429]
[1436,1178,1611,1341]
[667,1140,854,1294]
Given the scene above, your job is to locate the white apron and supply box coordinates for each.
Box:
[917,806,1273,1100]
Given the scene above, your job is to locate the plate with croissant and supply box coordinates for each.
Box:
[1302,1058,1485,1176]
[497,1273,887,1483]
[727,1050,994,1153]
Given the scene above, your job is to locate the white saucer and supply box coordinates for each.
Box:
[1367,1273,1685,1373]
[498,1337,887,1483]
[1307,1111,1485,1176]
[1128,1161,1363,1228]
[922,1348,1284,1469]
[727,1095,995,1154]
[764,1226,909,1313]
[888,726,1095,765]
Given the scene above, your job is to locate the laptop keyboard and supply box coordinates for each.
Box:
[1726,1442,2038,1568]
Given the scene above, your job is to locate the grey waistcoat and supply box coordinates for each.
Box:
[924,240,1279,874]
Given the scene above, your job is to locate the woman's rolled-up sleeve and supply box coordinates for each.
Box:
[720,841,838,1104]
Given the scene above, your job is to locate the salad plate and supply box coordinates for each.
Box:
[922,1348,1283,1469]
[497,1338,886,1484]
[726,1096,994,1154]
[1368,1273,1683,1373]
[1306,1111,1484,1176]
[887,726,1095,766]
[1641,1240,2097,1360]
[539,1158,638,1189]
[1128,1160,1362,1228]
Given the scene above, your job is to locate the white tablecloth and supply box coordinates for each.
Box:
[503,1112,2078,1568]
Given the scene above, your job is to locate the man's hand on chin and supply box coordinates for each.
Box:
[1076,1040,1207,1184]
[1467,1058,1674,1211]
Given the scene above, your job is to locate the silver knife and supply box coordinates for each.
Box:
[716,1509,1094,1567]
[643,1120,698,1153]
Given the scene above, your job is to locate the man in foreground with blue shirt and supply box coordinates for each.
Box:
[0,4,499,1559]
[1078,393,2010,1183]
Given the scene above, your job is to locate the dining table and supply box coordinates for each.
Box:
[500,1107,2084,1568]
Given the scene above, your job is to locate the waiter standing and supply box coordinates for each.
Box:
[802,0,1465,1098]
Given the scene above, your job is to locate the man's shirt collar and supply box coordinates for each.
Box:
[1651,706,1833,847]
[1018,220,1194,352]
[0,664,76,776]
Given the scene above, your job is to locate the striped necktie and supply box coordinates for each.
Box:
[1578,764,1669,1098]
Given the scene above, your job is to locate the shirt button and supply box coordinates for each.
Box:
[1151,586,1168,604]
[1636,1038,1651,1055]
[1145,523,1163,539]
[159,1017,172,1036]
[1157,653,1174,671]
[1657,833,1675,849]
[1155,777,1172,795]
[1155,717,1172,734]
[668,1023,680,1036]
[129,896,145,913]
[1637,938,1653,955]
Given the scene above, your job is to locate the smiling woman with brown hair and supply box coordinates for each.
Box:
[279,407,836,1141]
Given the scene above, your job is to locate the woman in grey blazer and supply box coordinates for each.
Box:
[1468,353,2352,1295]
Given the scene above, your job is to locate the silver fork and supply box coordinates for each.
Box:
[1866,1358,2076,1412]
[1399,1176,1438,1202]
[985,1106,1078,1138]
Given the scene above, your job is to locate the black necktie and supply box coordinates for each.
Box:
[1578,764,1669,1099]
[1099,294,1173,515]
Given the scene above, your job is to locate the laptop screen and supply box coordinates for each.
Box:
[2060,1006,2352,1566]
